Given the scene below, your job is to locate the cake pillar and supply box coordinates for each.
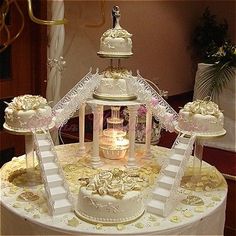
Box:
[25,135,35,170]
[91,104,103,167]
[78,103,86,156]
[127,105,138,167]
[145,105,152,159]
[99,105,104,135]
[192,138,204,179]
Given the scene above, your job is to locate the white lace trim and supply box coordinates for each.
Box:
[52,69,100,128]
[126,71,179,132]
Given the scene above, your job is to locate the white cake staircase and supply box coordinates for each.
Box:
[147,133,196,217]
[52,70,100,128]
[34,130,74,216]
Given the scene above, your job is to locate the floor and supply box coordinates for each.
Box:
[61,91,236,235]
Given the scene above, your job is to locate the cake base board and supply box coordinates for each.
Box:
[74,209,145,226]
[93,93,137,101]
[97,52,133,59]
[175,126,226,139]
[3,122,55,135]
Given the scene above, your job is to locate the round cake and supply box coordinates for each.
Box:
[4,95,52,131]
[93,67,137,101]
[177,99,224,134]
[97,28,133,57]
[76,169,145,224]
[97,7,133,58]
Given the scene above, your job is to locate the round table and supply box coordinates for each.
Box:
[0,143,227,235]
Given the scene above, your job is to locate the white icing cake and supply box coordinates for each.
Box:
[93,67,137,100]
[97,11,132,57]
[178,100,224,134]
[4,95,52,131]
[76,169,145,224]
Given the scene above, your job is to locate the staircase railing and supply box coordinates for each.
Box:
[33,130,54,215]
[52,69,101,128]
[165,134,196,216]
[45,131,74,209]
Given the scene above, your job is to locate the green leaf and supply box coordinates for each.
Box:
[196,63,235,99]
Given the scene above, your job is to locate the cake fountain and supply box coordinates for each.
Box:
[1,6,226,231]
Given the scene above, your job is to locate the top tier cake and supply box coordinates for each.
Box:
[97,6,133,58]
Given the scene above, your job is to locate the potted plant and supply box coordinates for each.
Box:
[191,7,236,152]
[192,7,236,99]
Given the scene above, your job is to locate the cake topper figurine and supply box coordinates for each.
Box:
[112,6,121,29]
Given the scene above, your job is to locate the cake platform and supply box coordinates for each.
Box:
[0,143,227,235]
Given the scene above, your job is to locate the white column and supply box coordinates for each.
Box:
[144,105,152,159]
[91,104,103,167]
[25,135,35,170]
[47,0,65,106]
[192,138,204,181]
[127,105,139,167]
[78,103,86,156]
[99,105,104,135]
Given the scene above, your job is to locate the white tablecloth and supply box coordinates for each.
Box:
[0,143,227,235]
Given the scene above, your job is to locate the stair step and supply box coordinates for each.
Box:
[174,143,188,155]
[38,139,51,151]
[146,199,164,216]
[43,162,58,175]
[169,154,184,165]
[47,174,63,187]
[158,176,175,189]
[36,134,48,140]
[50,186,67,200]
[40,151,54,162]
[179,136,190,144]
[164,165,180,177]
[153,187,170,201]
[54,199,72,215]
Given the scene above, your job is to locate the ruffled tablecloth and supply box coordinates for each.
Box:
[0,143,227,235]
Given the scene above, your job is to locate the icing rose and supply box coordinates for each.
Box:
[85,168,143,199]
[103,67,131,79]
[182,100,221,117]
[8,95,48,111]
[102,28,132,38]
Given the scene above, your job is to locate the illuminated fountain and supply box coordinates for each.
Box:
[100,106,129,159]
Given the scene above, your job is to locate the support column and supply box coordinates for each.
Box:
[192,138,204,180]
[91,104,103,168]
[99,105,104,135]
[145,105,152,159]
[78,103,86,156]
[25,135,35,170]
[127,105,139,167]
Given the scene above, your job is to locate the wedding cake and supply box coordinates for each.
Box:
[76,169,145,224]
[178,99,224,134]
[93,67,137,101]
[97,6,132,58]
[4,95,52,131]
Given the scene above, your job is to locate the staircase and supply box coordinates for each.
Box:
[52,70,100,128]
[34,130,74,216]
[126,72,179,132]
[147,133,196,217]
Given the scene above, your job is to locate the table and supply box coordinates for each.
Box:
[0,143,227,235]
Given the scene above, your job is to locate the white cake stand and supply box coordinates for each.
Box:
[175,126,226,181]
[3,122,55,171]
